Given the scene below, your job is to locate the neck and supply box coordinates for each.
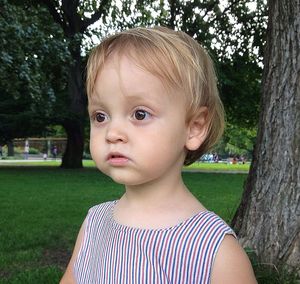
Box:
[114,171,205,230]
[121,168,197,212]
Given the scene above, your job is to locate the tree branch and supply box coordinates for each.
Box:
[167,0,177,29]
[207,0,242,26]
[61,0,82,35]
[39,0,68,34]
[61,0,79,22]
[81,0,111,32]
[200,2,216,20]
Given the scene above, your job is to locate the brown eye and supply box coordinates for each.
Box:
[134,110,150,120]
[95,113,106,122]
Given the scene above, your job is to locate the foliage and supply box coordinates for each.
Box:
[0,0,71,144]
[247,250,300,284]
[180,0,266,128]
[44,125,67,138]
[218,56,262,128]
[215,123,257,158]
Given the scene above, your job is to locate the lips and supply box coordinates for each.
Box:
[107,152,127,160]
[107,152,129,166]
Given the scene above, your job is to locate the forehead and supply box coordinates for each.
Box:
[103,54,160,87]
[91,54,170,101]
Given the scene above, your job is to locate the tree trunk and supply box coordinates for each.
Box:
[232,0,300,272]
[61,119,84,169]
[60,48,86,169]
[39,1,110,168]
[7,140,14,156]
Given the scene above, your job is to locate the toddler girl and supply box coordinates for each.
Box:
[61,26,256,284]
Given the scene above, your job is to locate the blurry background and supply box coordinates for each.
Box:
[1,1,299,283]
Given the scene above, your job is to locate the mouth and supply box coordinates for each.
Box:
[107,152,127,159]
[107,152,129,165]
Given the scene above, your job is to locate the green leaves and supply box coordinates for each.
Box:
[0,0,70,143]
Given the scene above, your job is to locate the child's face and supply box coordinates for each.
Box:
[89,54,190,186]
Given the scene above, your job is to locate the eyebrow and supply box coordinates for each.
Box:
[122,92,155,102]
[87,96,104,113]
[89,90,160,107]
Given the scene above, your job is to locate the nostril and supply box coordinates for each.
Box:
[107,137,127,143]
[106,129,128,143]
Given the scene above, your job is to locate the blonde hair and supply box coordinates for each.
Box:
[86,26,224,165]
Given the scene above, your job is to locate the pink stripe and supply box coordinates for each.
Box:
[153,231,165,282]
[74,202,235,284]
[189,215,218,281]
[177,212,209,282]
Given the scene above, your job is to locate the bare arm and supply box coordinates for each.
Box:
[211,235,257,284]
[60,220,86,284]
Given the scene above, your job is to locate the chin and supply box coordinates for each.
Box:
[111,176,139,186]
[109,172,148,186]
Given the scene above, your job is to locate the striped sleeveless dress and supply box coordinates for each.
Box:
[74,201,236,284]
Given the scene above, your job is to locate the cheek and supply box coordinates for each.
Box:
[139,127,186,158]
[89,140,98,163]
[89,131,96,154]
[160,121,187,147]
[89,131,104,159]
[89,139,95,157]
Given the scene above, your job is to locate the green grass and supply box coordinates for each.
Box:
[185,161,250,172]
[0,166,124,283]
[0,159,250,172]
[0,165,246,283]
[0,164,297,283]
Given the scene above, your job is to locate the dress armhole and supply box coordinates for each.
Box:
[209,230,237,283]
[72,209,94,280]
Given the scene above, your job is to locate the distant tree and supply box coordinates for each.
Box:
[26,0,117,168]
[0,0,70,145]
[216,123,257,158]
[232,0,300,272]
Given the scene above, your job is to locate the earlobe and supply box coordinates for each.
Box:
[185,107,208,151]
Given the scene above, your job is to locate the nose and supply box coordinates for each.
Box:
[105,120,128,144]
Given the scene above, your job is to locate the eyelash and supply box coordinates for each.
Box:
[132,108,152,121]
[91,112,108,123]
[91,108,153,124]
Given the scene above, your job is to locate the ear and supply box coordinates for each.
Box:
[185,107,209,151]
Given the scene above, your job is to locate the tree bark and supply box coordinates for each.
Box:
[61,118,84,169]
[60,45,86,169]
[7,140,14,156]
[232,0,300,271]
[60,63,85,169]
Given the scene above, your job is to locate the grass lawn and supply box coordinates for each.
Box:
[0,165,247,283]
[1,164,297,283]
[0,159,250,172]
[185,161,250,172]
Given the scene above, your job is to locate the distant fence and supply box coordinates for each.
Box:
[13,138,67,156]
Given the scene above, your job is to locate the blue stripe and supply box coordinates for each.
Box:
[74,201,236,284]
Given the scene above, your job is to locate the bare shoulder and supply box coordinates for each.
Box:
[211,235,257,284]
[60,220,86,284]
